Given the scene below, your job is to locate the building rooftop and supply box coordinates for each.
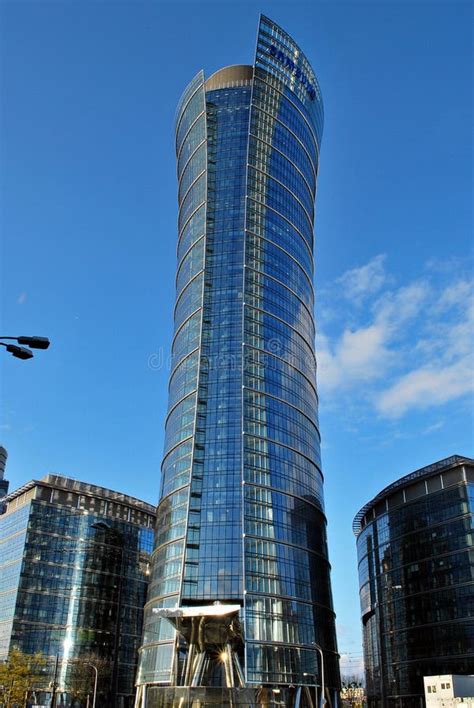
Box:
[3,473,156,515]
[353,454,474,535]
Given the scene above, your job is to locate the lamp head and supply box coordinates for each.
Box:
[6,344,33,360]
[17,336,50,349]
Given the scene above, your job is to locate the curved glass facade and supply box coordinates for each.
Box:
[137,15,339,706]
[354,455,474,707]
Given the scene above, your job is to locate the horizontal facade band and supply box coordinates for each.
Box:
[243,302,316,355]
[249,131,315,199]
[243,342,318,401]
[253,47,321,149]
[244,591,336,617]
[243,431,321,466]
[176,110,206,165]
[244,531,330,563]
[245,228,314,292]
[245,196,313,262]
[357,508,472,555]
[247,163,314,233]
[244,263,314,326]
[243,385,319,437]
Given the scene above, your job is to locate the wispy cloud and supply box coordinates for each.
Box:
[317,258,474,419]
[435,280,473,311]
[17,292,27,305]
[376,355,473,417]
[336,624,365,677]
[318,280,430,392]
[373,281,430,330]
[338,652,365,678]
[336,254,387,305]
[422,420,445,435]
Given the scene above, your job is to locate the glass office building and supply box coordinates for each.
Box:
[136,15,339,708]
[353,455,474,707]
[0,474,155,708]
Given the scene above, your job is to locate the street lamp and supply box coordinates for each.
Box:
[50,654,59,708]
[0,335,50,360]
[50,654,99,708]
[304,643,326,708]
[86,662,98,708]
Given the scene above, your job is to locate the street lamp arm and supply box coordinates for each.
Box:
[0,336,50,349]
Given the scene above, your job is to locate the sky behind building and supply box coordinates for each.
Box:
[1,0,473,675]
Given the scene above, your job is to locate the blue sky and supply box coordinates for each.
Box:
[1,0,472,676]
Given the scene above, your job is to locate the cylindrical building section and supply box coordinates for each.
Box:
[353,455,474,708]
[137,15,339,707]
[241,17,338,699]
[138,70,208,686]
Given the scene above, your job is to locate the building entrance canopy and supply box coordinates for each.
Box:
[153,605,242,647]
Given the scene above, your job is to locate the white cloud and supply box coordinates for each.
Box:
[336,254,387,304]
[317,256,474,419]
[317,283,427,393]
[376,354,474,417]
[373,281,430,330]
[317,325,391,390]
[425,255,467,275]
[435,280,473,311]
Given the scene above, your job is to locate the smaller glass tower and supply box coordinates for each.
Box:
[0,474,155,708]
[354,455,474,707]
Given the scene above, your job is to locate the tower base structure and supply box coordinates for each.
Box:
[136,685,327,708]
[154,605,244,689]
[135,606,337,708]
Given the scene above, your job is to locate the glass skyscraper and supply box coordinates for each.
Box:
[353,455,474,707]
[136,15,339,707]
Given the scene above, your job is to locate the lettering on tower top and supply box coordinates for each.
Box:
[268,44,316,101]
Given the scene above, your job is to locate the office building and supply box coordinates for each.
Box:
[0,474,155,708]
[136,15,339,708]
[353,455,474,707]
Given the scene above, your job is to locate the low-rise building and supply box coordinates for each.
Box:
[340,680,366,706]
[424,675,474,707]
[0,474,155,708]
